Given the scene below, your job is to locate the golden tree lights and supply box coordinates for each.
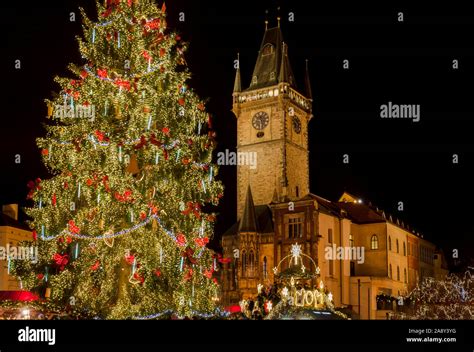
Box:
[11,0,225,319]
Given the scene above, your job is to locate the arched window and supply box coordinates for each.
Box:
[397,266,400,281]
[263,256,267,279]
[252,76,257,85]
[349,234,354,248]
[249,250,254,276]
[403,242,406,256]
[396,239,399,253]
[388,236,392,251]
[270,72,276,80]
[262,43,274,56]
[371,235,378,250]
[242,250,246,276]
[404,268,407,283]
[389,264,392,278]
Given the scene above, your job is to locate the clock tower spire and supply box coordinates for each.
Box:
[232,22,313,219]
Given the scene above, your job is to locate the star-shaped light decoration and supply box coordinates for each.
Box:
[328,292,333,302]
[301,264,306,273]
[315,266,320,275]
[266,301,273,312]
[290,276,295,287]
[257,283,263,294]
[282,287,289,297]
[319,281,324,290]
[273,266,278,275]
[291,243,302,265]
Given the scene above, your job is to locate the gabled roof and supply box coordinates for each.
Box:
[334,202,386,224]
[223,205,274,238]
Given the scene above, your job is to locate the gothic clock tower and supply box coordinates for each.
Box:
[232,21,313,218]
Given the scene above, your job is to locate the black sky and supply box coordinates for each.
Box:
[1,0,474,266]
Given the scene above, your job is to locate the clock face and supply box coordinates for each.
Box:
[292,116,302,134]
[252,111,269,130]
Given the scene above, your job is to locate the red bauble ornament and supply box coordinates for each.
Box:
[154,269,161,277]
[52,193,57,206]
[68,220,80,234]
[91,260,100,271]
[37,273,44,280]
[97,68,108,79]
[125,254,135,265]
[159,48,166,57]
[194,237,209,247]
[80,70,88,79]
[41,149,49,156]
[32,230,37,241]
[176,233,187,247]
[162,127,170,135]
[178,98,185,106]
[203,269,213,279]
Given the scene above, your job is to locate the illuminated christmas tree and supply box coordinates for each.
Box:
[12,0,224,319]
[402,271,473,320]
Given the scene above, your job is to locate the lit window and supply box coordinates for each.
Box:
[371,235,378,250]
[242,250,247,276]
[270,72,276,80]
[288,216,303,238]
[249,250,254,276]
[252,76,257,85]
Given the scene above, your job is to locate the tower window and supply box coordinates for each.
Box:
[349,234,354,247]
[388,236,392,251]
[396,239,399,253]
[249,250,255,277]
[242,250,247,277]
[288,215,303,238]
[404,268,407,283]
[389,264,392,278]
[403,242,406,256]
[295,186,299,198]
[397,266,400,281]
[328,229,333,244]
[252,76,258,85]
[371,234,378,250]
[262,43,274,56]
[270,71,276,80]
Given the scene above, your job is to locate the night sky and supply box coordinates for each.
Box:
[2,1,473,266]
